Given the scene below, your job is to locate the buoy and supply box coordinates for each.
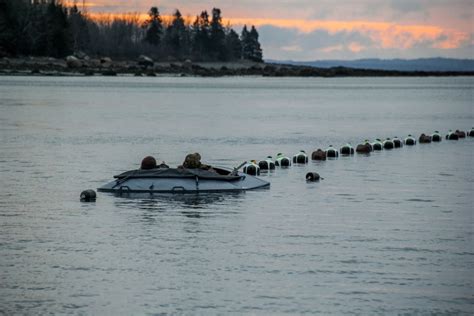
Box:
[243,160,260,176]
[80,189,96,202]
[393,137,403,148]
[468,127,474,137]
[141,156,157,169]
[275,153,291,167]
[356,141,372,153]
[340,143,354,155]
[419,133,432,143]
[311,149,327,160]
[431,131,442,142]
[258,156,275,170]
[455,130,466,138]
[446,130,458,140]
[405,134,416,145]
[371,139,383,151]
[325,145,339,158]
[383,138,394,149]
[306,172,320,182]
[293,150,308,164]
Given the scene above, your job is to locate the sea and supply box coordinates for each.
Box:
[0,76,473,314]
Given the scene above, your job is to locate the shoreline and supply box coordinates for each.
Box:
[1,57,473,78]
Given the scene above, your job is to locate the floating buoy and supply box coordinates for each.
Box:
[311,149,327,160]
[340,143,354,155]
[141,156,157,169]
[431,131,442,142]
[383,138,394,149]
[243,160,260,176]
[306,172,320,182]
[293,150,308,164]
[80,189,96,202]
[405,134,416,145]
[325,145,339,158]
[468,127,474,137]
[275,153,291,167]
[446,130,458,140]
[455,129,466,138]
[393,137,403,148]
[419,133,432,143]
[356,141,372,153]
[258,156,275,170]
[371,139,383,151]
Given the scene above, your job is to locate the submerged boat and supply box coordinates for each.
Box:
[98,167,270,193]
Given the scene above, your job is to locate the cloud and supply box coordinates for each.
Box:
[256,23,472,60]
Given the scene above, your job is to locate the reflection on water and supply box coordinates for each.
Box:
[113,192,245,210]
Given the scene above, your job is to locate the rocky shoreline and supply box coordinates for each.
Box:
[1,56,473,77]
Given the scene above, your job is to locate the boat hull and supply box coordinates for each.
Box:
[98,169,270,193]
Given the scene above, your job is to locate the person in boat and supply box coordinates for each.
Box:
[179,153,215,172]
[141,156,169,170]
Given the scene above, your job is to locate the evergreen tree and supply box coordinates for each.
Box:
[164,10,189,59]
[209,8,226,60]
[241,25,263,62]
[241,25,250,60]
[45,1,72,57]
[192,11,211,60]
[225,28,242,61]
[69,5,90,52]
[249,25,263,62]
[143,7,162,46]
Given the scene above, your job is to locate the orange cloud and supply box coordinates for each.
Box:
[85,10,470,51]
[229,18,469,50]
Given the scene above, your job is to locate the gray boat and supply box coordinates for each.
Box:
[98,167,270,194]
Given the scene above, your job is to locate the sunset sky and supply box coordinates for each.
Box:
[76,0,472,61]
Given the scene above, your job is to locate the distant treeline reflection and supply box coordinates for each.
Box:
[0,1,263,62]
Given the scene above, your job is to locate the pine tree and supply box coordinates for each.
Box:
[143,7,162,46]
[249,25,263,62]
[69,4,90,52]
[164,10,189,60]
[225,28,242,61]
[192,11,211,60]
[209,8,226,60]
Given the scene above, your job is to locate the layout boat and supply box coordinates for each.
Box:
[98,167,270,193]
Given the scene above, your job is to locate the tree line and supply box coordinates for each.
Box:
[0,0,263,62]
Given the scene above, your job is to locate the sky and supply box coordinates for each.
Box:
[75,0,473,61]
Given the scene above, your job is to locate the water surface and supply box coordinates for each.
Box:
[0,76,473,314]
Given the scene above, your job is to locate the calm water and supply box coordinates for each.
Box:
[0,76,473,314]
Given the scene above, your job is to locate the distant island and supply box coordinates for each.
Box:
[267,58,474,72]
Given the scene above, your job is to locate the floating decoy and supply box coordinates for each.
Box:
[325,145,339,158]
[340,143,355,155]
[275,153,291,167]
[258,156,275,170]
[404,134,416,145]
[293,150,309,164]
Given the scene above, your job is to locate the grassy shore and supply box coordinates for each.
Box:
[1,57,473,77]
